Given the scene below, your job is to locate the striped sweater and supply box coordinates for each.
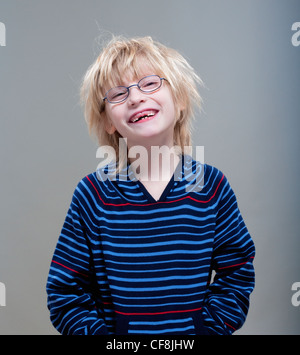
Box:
[46,156,255,335]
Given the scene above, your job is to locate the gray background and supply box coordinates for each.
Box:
[0,0,299,334]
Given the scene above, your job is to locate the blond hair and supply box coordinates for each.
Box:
[80,35,203,168]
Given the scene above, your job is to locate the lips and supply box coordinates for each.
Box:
[129,109,158,123]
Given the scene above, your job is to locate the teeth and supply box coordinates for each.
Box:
[132,113,154,123]
[130,111,156,123]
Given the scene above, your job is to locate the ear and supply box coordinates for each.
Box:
[178,98,187,112]
[104,114,116,135]
[105,122,116,135]
[175,106,186,124]
[175,97,186,123]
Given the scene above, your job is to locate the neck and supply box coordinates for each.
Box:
[127,139,180,182]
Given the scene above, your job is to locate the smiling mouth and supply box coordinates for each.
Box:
[129,110,158,124]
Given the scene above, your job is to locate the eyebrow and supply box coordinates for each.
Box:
[109,72,157,89]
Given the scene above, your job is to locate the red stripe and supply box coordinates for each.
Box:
[218,257,254,270]
[86,174,224,207]
[51,260,88,277]
[115,306,202,316]
[225,322,236,331]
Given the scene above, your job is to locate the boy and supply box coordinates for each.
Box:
[46,36,255,335]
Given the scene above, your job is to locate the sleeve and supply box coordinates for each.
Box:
[46,183,108,335]
[202,173,255,335]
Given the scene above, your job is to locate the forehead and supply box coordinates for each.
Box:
[106,57,163,89]
[120,70,156,86]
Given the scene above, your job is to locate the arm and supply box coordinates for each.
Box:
[202,174,255,335]
[46,185,108,335]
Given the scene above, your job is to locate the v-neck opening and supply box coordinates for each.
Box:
[135,157,183,203]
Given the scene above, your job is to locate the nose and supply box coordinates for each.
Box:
[127,85,146,105]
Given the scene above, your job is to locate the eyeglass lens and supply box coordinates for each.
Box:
[106,75,162,103]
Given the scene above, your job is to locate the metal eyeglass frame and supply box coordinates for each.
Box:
[103,75,167,104]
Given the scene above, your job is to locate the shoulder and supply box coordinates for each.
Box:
[184,155,225,183]
[73,162,123,205]
[203,164,230,201]
[184,156,231,201]
[72,171,106,204]
[203,163,225,184]
[183,155,223,180]
[201,164,239,209]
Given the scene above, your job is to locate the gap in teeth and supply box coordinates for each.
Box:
[133,112,154,122]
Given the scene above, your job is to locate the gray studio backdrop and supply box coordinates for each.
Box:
[0,0,299,335]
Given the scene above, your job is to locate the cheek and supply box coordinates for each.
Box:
[105,107,129,135]
[166,94,181,123]
[106,107,119,126]
[161,89,178,119]
[165,99,177,123]
[106,104,125,122]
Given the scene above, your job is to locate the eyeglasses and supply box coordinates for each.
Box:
[103,75,167,104]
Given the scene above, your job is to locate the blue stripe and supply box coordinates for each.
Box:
[110,281,205,292]
[103,248,211,258]
[108,272,206,283]
[130,317,193,326]
[128,325,194,334]
[102,239,210,249]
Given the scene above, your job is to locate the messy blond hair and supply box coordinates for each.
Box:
[80,35,203,167]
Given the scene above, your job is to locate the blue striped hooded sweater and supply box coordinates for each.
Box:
[46,156,255,335]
